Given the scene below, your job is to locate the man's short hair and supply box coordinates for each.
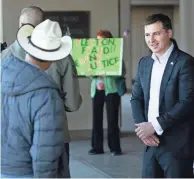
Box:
[19,6,44,27]
[144,13,172,30]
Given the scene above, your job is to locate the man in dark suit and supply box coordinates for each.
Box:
[131,13,194,178]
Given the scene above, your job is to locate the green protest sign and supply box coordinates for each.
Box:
[71,38,123,76]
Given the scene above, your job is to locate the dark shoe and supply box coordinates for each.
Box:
[111,151,122,156]
[88,149,104,155]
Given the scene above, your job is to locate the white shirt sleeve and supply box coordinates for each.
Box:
[151,118,163,135]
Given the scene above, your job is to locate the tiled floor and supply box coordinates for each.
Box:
[70,157,110,178]
[69,135,194,178]
[70,135,144,178]
[69,93,194,178]
[69,94,143,178]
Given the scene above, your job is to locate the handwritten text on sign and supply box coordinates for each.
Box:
[71,38,123,76]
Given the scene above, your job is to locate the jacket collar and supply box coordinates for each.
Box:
[11,40,26,60]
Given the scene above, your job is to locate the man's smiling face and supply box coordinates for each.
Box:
[144,22,172,57]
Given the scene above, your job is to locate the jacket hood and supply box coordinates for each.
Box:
[1,56,60,96]
[10,41,26,60]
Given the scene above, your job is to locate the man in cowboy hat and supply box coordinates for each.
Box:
[1,19,73,178]
[2,5,82,165]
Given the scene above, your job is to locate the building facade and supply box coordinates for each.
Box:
[1,0,194,133]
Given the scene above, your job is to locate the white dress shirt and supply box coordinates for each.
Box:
[148,43,174,135]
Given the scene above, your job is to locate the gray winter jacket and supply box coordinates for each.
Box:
[1,56,70,177]
[1,41,82,142]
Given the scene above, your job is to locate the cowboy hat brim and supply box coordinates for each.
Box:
[17,24,72,61]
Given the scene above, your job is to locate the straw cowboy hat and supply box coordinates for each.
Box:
[17,19,72,61]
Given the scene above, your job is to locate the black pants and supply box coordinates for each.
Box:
[91,90,121,152]
[142,146,194,178]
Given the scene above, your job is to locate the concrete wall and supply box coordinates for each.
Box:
[2,0,119,45]
[2,0,119,130]
[180,0,194,56]
[2,0,183,132]
[173,6,180,45]
[0,0,3,42]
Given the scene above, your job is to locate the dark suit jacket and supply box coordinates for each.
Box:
[131,45,194,158]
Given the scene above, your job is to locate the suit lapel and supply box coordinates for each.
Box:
[145,57,154,108]
[159,48,179,106]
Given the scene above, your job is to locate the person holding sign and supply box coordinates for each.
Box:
[88,30,126,156]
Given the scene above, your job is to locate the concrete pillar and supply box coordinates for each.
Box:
[179,0,194,56]
[119,0,132,90]
[119,0,136,132]
[0,0,3,43]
